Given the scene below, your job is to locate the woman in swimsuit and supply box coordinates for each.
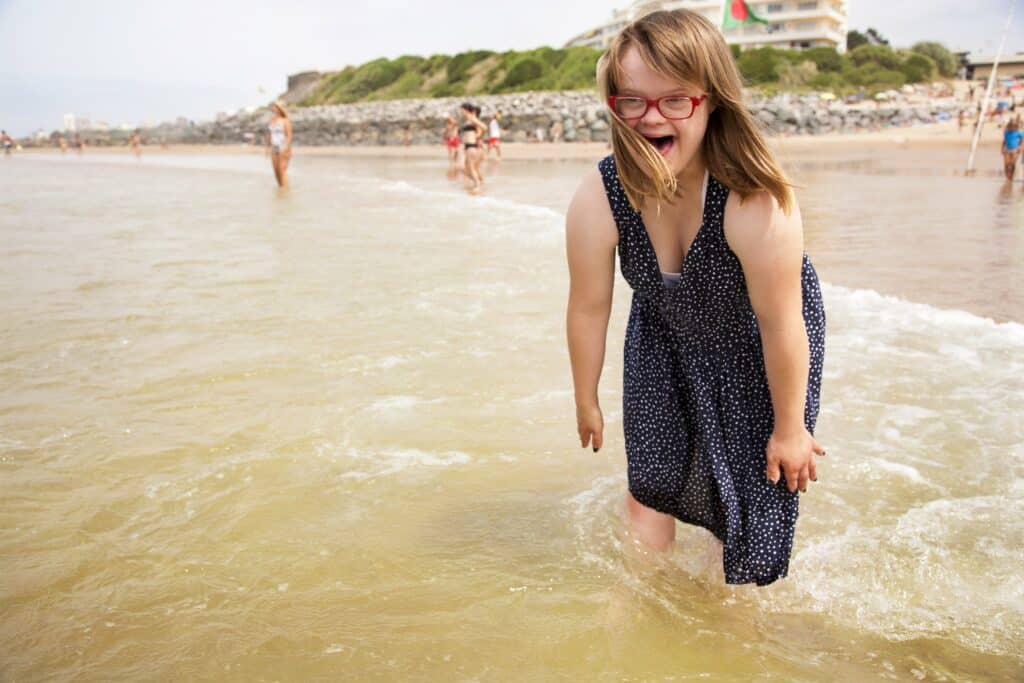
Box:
[265,101,293,188]
[459,103,486,193]
[565,9,826,586]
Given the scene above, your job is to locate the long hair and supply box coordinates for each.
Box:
[271,101,290,119]
[597,9,793,213]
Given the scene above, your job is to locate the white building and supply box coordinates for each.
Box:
[566,0,848,53]
[62,113,76,132]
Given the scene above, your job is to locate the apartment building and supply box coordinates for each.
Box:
[566,0,848,52]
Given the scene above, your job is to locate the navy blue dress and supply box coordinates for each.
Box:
[598,155,825,586]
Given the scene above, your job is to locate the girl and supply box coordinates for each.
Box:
[265,101,293,188]
[565,9,826,586]
[1001,116,1021,181]
[459,103,486,193]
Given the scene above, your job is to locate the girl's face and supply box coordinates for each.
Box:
[617,46,711,177]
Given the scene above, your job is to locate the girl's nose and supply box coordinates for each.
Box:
[639,101,667,126]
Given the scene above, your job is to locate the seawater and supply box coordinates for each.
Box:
[1,149,1022,681]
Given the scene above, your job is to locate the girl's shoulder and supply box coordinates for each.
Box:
[566,166,618,248]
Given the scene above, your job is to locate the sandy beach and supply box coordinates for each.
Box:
[19,119,1003,161]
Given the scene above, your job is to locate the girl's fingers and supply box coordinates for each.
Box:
[812,438,826,456]
[592,429,603,452]
[765,456,781,485]
[798,465,809,493]
[808,456,818,483]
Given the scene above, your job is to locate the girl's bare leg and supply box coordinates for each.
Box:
[624,491,675,551]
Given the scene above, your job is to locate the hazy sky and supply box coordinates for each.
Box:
[0,0,1015,135]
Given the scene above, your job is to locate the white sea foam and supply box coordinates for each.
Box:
[367,395,444,413]
[337,447,472,481]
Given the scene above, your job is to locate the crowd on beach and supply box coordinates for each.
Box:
[441,102,510,194]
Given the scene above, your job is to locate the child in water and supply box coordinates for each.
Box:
[1001,116,1022,181]
[565,9,826,586]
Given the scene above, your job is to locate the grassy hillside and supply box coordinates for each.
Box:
[297,40,956,106]
[298,47,604,105]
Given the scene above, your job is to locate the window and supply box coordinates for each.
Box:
[797,1,818,9]
[766,3,784,12]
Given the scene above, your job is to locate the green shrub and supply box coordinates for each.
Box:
[500,57,544,89]
[849,44,901,70]
[803,47,845,72]
[911,41,956,78]
[900,53,935,84]
[738,47,781,83]
[447,50,494,82]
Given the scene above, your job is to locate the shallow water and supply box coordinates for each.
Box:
[1,149,1022,681]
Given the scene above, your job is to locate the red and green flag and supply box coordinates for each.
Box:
[722,0,769,28]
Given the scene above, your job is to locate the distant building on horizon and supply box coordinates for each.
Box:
[62,113,76,132]
[566,0,848,53]
[966,53,1024,82]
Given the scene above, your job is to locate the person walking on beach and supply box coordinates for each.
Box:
[128,131,141,158]
[459,103,486,193]
[565,9,826,586]
[1001,116,1022,181]
[265,101,293,188]
[486,111,502,159]
[1,130,13,156]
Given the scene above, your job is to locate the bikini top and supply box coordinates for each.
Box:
[460,124,476,133]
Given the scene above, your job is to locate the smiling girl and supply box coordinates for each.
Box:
[565,9,826,586]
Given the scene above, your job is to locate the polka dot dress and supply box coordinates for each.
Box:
[598,155,826,586]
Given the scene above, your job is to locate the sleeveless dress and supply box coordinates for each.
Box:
[598,155,826,586]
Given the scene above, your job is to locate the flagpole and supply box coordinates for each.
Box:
[966,0,1017,175]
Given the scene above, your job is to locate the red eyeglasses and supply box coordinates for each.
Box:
[607,94,707,120]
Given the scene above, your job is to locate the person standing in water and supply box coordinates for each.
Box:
[128,131,141,158]
[459,103,486,193]
[443,116,460,166]
[565,9,826,586]
[486,111,502,159]
[1001,116,1022,181]
[265,101,293,188]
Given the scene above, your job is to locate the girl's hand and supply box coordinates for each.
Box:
[765,428,825,493]
[576,403,604,453]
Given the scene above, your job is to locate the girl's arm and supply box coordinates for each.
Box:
[726,191,825,493]
[565,168,618,451]
[285,119,293,149]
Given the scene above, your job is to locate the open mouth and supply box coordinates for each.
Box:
[643,134,675,156]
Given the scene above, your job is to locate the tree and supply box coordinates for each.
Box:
[866,28,890,46]
[847,30,869,51]
[911,41,956,78]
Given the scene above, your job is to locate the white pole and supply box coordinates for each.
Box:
[966,0,1017,174]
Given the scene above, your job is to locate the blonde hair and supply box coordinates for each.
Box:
[271,101,290,119]
[598,9,792,213]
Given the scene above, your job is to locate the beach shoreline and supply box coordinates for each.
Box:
[18,121,1000,161]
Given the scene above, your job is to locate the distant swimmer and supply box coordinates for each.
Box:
[1002,116,1021,181]
[1,130,12,155]
[265,101,293,188]
[486,111,502,159]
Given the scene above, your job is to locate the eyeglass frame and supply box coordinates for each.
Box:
[606,94,708,121]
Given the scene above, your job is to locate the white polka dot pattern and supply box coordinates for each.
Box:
[599,155,826,586]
